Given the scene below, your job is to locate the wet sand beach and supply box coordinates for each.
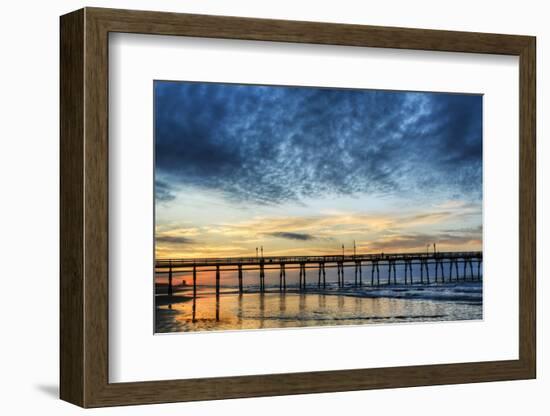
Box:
[155,282,482,333]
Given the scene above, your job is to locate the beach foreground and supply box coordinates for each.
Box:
[155,282,482,333]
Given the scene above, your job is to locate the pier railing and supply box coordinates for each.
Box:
[156,251,482,268]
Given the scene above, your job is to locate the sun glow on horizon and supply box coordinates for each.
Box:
[155,197,482,260]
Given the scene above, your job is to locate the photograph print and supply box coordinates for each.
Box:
[154,81,483,334]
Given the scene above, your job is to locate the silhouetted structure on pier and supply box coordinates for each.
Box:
[157,251,483,298]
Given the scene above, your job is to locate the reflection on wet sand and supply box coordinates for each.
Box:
[155,287,482,333]
[237,294,243,326]
[279,293,286,314]
[259,293,265,329]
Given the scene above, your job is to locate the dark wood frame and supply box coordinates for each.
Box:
[60,7,536,408]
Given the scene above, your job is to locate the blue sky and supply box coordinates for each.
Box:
[154,81,482,259]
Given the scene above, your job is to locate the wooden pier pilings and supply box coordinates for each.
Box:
[238,264,243,293]
[193,266,197,298]
[439,260,445,283]
[298,262,307,290]
[167,261,173,297]
[280,263,286,291]
[371,260,381,286]
[259,261,265,292]
[354,261,363,286]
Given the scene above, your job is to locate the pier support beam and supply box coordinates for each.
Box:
[193,266,197,299]
[322,263,326,288]
[318,263,322,288]
[337,262,344,288]
[425,260,430,284]
[371,261,380,285]
[168,264,173,297]
[404,260,413,284]
[469,259,474,281]
[259,262,265,292]
[477,260,482,280]
[371,261,374,285]
[212,265,220,322]
[450,259,459,281]
[238,264,243,293]
[437,260,445,283]
[359,261,362,286]
[215,264,220,298]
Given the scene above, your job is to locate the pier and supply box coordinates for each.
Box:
[156,251,483,298]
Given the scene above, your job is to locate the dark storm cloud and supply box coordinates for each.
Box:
[442,225,483,234]
[267,232,316,241]
[369,232,481,251]
[155,180,176,202]
[156,235,195,245]
[154,81,482,204]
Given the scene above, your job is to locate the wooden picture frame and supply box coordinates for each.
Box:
[60,7,536,408]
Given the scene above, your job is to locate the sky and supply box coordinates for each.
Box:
[154,81,482,260]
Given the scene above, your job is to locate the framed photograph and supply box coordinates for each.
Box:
[60,7,536,407]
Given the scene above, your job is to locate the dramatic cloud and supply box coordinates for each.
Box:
[155,180,176,202]
[368,232,481,252]
[267,231,317,241]
[442,225,483,234]
[154,82,482,205]
[156,235,195,245]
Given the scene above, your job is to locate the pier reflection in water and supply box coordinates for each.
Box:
[155,284,482,333]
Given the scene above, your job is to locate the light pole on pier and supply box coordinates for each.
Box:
[353,240,356,257]
[256,247,258,258]
[261,246,264,258]
[342,244,345,257]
